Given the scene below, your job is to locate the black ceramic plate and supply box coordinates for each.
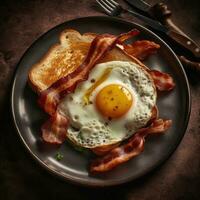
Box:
[11,16,190,187]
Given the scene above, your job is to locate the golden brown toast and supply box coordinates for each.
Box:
[28,29,97,93]
[28,29,146,93]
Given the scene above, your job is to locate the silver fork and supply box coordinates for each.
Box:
[96,0,168,33]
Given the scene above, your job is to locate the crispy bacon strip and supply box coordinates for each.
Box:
[90,119,172,173]
[41,111,68,144]
[38,29,140,116]
[149,70,175,91]
[121,40,175,92]
[123,40,160,60]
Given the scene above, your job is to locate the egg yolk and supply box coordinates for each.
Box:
[95,84,133,119]
[83,68,112,105]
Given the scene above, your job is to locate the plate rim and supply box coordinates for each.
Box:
[11,15,191,187]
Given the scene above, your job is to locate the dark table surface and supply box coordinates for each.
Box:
[0,0,200,199]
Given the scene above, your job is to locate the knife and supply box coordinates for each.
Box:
[125,0,185,34]
[125,0,150,13]
[125,0,200,60]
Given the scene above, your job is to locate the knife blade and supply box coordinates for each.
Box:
[125,0,200,60]
[125,8,168,33]
[125,0,151,13]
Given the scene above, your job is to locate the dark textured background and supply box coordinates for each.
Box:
[0,0,200,199]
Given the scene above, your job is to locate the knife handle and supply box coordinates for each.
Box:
[149,3,185,35]
[150,3,200,59]
[167,29,200,59]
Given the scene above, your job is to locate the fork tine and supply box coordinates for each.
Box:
[99,0,113,12]
[109,0,119,6]
[104,0,116,8]
[96,0,112,15]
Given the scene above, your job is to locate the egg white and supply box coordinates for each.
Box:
[58,61,157,148]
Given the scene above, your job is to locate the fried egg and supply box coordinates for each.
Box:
[58,61,157,148]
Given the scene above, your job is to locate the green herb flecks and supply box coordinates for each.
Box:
[55,152,64,161]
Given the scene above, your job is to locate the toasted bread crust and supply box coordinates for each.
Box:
[28,42,61,93]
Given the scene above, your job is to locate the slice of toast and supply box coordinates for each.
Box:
[28,29,145,93]
[28,29,97,93]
